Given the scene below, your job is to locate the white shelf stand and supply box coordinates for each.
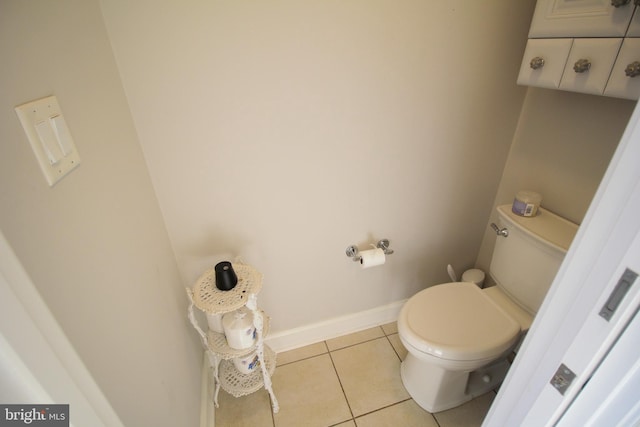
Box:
[186,263,279,413]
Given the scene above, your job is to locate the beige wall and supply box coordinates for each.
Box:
[476,88,635,276]
[100,0,536,333]
[1,0,633,420]
[0,1,201,426]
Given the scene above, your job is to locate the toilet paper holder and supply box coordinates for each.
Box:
[346,239,394,262]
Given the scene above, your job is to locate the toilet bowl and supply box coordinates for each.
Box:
[398,282,528,412]
[397,204,579,413]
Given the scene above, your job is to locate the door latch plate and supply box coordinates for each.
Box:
[550,363,576,396]
[599,268,638,321]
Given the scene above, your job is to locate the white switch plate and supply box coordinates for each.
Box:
[15,95,81,186]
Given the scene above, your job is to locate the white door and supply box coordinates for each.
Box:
[526,223,640,426]
[483,100,640,425]
[0,231,124,427]
[556,290,640,427]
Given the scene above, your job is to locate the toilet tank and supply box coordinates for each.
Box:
[489,204,579,315]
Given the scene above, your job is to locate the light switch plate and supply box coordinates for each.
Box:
[15,95,81,187]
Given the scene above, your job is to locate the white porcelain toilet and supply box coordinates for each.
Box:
[398,204,579,413]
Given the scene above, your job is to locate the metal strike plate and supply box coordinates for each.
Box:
[550,363,576,396]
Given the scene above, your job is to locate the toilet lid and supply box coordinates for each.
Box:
[399,282,520,362]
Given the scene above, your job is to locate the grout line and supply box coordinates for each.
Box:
[278,323,396,361]
[352,397,413,419]
[385,334,403,362]
[275,341,330,367]
[275,352,328,368]
[349,397,442,427]
[380,323,397,337]
[327,340,356,423]
[275,335,391,368]
[328,335,386,353]
[326,326,389,352]
[326,420,354,427]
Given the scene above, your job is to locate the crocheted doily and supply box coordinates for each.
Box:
[207,312,270,359]
[218,345,277,397]
[192,263,263,314]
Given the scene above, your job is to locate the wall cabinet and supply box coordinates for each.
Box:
[529,0,635,38]
[627,6,640,35]
[519,0,640,100]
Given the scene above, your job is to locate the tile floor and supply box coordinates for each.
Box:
[215,323,496,427]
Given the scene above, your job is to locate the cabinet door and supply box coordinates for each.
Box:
[626,7,640,36]
[530,0,635,38]
[604,38,640,100]
[517,39,573,89]
[559,38,623,95]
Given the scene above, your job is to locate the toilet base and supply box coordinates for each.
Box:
[400,353,511,413]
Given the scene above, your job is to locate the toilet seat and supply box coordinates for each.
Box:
[399,282,520,362]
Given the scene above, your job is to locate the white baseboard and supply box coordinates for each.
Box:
[265,299,406,353]
[199,352,215,427]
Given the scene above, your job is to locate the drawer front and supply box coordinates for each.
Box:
[626,7,640,37]
[559,38,623,95]
[530,0,635,38]
[517,38,573,89]
[604,38,640,100]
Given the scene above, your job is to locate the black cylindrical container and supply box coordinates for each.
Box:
[215,261,237,291]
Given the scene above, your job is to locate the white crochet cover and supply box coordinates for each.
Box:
[218,345,276,397]
[192,263,263,314]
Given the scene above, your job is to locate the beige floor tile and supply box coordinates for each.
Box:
[334,421,356,427]
[433,392,496,427]
[215,388,274,427]
[326,327,385,351]
[331,338,409,417]
[355,399,438,427]
[381,322,397,335]
[272,354,352,427]
[387,333,407,361]
[277,341,328,366]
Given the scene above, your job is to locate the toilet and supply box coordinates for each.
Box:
[398,204,579,413]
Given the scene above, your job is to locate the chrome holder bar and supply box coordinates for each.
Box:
[346,239,394,262]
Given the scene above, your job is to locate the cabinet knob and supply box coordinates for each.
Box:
[573,59,591,73]
[530,57,545,70]
[611,0,631,7]
[625,61,640,78]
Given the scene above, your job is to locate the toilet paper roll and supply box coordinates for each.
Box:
[232,351,260,374]
[359,248,386,269]
[223,307,257,350]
